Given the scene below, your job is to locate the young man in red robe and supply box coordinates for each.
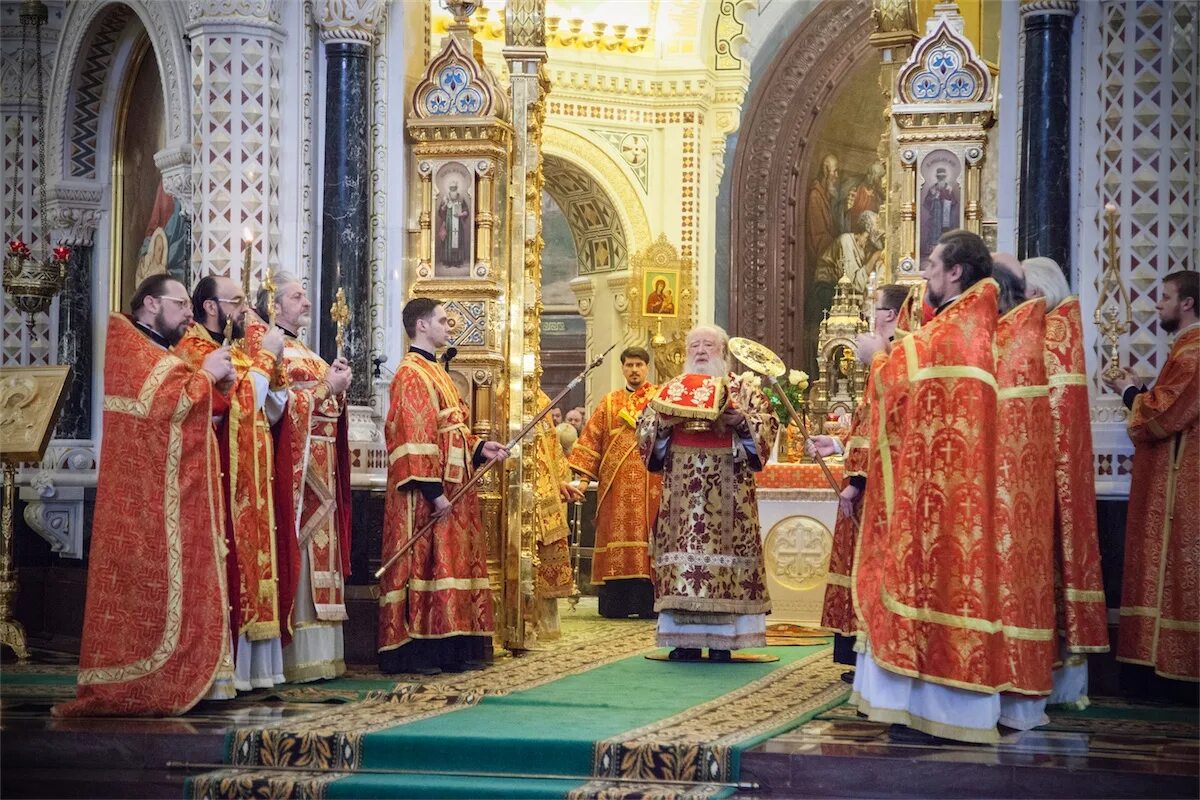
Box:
[1105,270,1199,697]
[55,275,236,716]
[378,298,508,674]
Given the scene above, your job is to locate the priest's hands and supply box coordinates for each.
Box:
[325,357,352,395]
[838,484,861,517]
[202,346,235,388]
[806,435,841,458]
[717,407,747,432]
[431,494,453,520]
[855,332,888,363]
[560,482,585,503]
[480,440,510,461]
[261,326,285,358]
[1102,366,1139,395]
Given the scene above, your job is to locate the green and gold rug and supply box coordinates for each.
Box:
[189,645,848,799]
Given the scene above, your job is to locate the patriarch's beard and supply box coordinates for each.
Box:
[684,357,728,377]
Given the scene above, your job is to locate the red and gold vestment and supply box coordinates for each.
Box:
[174,325,282,642]
[1043,298,1109,654]
[636,374,777,619]
[993,298,1057,694]
[1118,323,1199,681]
[55,315,229,716]
[854,280,1017,693]
[568,385,662,584]
[379,353,493,651]
[821,362,876,637]
[531,390,574,602]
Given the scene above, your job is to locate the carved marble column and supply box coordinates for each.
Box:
[1018,0,1078,277]
[315,0,383,404]
[186,0,283,285]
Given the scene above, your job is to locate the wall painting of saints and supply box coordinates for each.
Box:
[113,36,190,310]
[917,149,963,263]
[433,161,475,278]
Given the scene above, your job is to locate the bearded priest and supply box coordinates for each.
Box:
[636,325,778,662]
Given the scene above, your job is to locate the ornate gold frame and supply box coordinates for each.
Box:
[627,235,696,380]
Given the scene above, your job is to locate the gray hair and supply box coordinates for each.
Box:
[685,324,729,351]
[255,270,302,320]
[1022,257,1071,310]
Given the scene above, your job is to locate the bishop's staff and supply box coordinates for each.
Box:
[728,337,840,493]
[375,341,620,580]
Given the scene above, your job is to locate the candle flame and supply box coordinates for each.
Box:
[242,226,253,243]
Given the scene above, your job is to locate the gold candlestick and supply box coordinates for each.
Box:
[240,227,253,300]
[261,265,276,326]
[1094,203,1132,383]
[331,287,349,360]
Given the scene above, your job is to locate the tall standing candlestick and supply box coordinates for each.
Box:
[240,227,253,299]
[331,287,349,360]
[262,265,276,326]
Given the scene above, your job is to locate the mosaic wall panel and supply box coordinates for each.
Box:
[3,113,51,366]
[190,31,281,285]
[589,128,648,192]
[542,154,627,274]
[68,6,131,179]
[1093,0,1196,384]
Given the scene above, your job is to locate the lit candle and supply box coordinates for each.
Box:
[241,227,253,298]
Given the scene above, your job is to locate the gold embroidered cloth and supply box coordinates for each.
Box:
[379,354,493,651]
[531,390,574,600]
[568,386,663,583]
[175,326,282,641]
[1118,324,1199,680]
[636,374,778,616]
[1044,298,1110,653]
[54,315,228,716]
[854,281,1018,693]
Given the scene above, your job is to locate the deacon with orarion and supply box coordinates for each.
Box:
[175,275,289,692]
[55,275,236,716]
[253,273,353,683]
[852,230,1047,743]
[568,346,662,618]
[808,283,909,682]
[1105,270,1199,693]
[379,298,508,674]
[636,326,778,662]
[1024,256,1110,706]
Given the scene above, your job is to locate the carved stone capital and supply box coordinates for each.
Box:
[569,276,595,318]
[19,483,86,560]
[1019,0,1078,17]
[187,0,283,28]
[45,182,104,247]
[154,143,193,211]
[314,0,385,45]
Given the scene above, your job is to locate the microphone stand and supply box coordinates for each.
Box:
[375,341,619,581]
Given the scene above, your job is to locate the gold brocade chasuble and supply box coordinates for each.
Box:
[994,298,1057,694]
[379,353,493,651]
[54,315,229,717]
[1118,324,1199,681]
[853,280,1018,693]
[636,374,777,616]
[568,385,662,584]
[821,360,878,637]
[271,333,350,622]
[1043,299,1110,653]
[174,325,282,641]
[531,390,574,600]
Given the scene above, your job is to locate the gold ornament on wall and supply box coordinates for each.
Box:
[628,235,695,380]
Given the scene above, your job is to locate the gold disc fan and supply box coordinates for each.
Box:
[728,337,786,378]
[726,336,839,492]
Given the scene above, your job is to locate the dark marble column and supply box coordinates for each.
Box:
[1018,1,1077,282]
[54,245,92,439]
[319,41,371,404]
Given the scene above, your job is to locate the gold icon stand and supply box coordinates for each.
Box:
[0,365,72,661]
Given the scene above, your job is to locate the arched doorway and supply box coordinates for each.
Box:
[727,0,878,370]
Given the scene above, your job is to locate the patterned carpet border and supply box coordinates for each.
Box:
[578,649,849,789]
[226,619,658,771]
[189,769,344,800]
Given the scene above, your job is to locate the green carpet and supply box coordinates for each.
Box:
[192,644,848,799]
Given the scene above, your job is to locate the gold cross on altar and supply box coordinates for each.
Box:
[331,287,350,359]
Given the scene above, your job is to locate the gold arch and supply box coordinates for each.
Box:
[543,124,653,257]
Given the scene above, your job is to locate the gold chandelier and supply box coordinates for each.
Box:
[3,0,67,328]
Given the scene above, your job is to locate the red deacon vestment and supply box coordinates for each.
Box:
[55,315,229,716]
[1118,323,1199,681]
[1043,298,1109,654]
[379,352,494,653]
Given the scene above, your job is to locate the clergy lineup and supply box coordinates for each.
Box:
[57,231,1197,727]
